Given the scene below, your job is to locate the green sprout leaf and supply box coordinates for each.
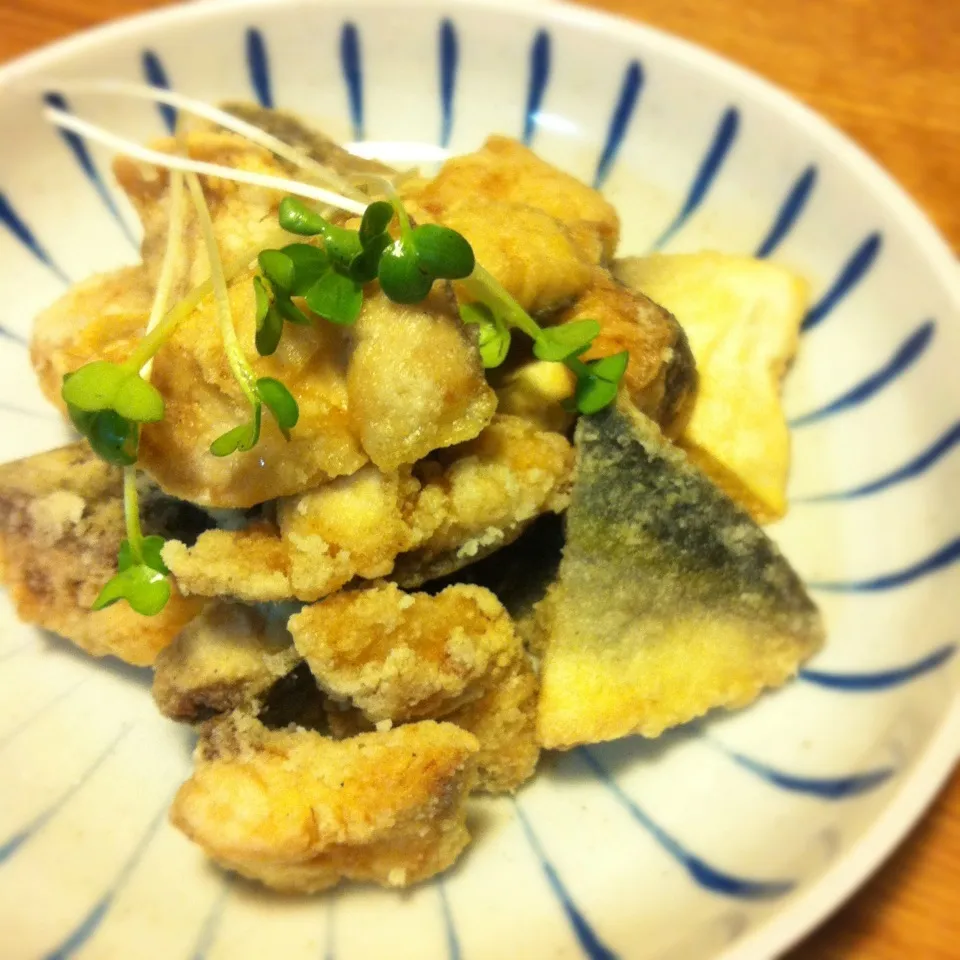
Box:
[118,535,169,575]
[317,223,363,270]
[378,240,434,303]
[253,275,271,326]
[257,377,299,440]
[68,406,138,466]
[305,270,363,325]
[282,243,330,295]
[92,564,171,617]
[258,250,295,292]
[412,224,475,280]
[62,362,163,425]
[256,303,284,356]
[460,302,511,368]
[111,376,164,423]
[210,405,262,457]
[533,319,602,363]
[278,196,327,236]
[572,351,630,414]
[360,201,394,246]
[350,232,392,284]
[274,294,312,326]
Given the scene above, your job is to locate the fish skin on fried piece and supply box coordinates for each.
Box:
[0,444,207,666]
[536,401,824,749]
[171,711,479,893]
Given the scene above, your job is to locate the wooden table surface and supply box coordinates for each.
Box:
[1,0,957,956]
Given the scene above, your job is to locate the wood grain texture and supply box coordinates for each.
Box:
[0,0,957,957]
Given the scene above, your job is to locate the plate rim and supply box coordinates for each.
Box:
[1,1,957,958]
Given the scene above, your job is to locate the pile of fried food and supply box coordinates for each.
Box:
[0,105,823,893]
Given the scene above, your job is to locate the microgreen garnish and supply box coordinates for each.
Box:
[565,351,631,414]
[92,467,171,616]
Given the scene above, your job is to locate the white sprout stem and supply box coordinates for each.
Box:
[43,106,368,216]
[185,173,259,407]
[140,169,185,379]
[48,80,365,200]
[122,465,144,557]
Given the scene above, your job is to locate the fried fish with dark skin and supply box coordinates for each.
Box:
[536,401,824,749]
[0,444,206,666]
[171,711,479,893]
[152,602,300,723]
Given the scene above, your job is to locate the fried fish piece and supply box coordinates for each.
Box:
[164,416,572,602]
[407,136,620,263]
[152,602,300,723]
[288,582,519,724]
[555,272,697,435]
[614,253,809,523]
[171,711,479,893]
[0,444,206,666]
[536,402,824,749]
[347,289,496,472]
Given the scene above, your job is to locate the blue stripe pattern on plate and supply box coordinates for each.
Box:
[808,538,960,592]
[802,232,882,332]
[189,880,231,960]
[0,325,27,347]
[42,93,138,247]
[721,749,895,799]
[0,678,87,751]
[523,30,551,146]
[141,50,176,132]
[0,724,131,864]
[801,644,957,690]
[340,23,364,141]
[437,881,462,960]
[653,107,740,250]
[789,320,934,428]
[43,792,171,959]
[755,166,817,258]
[0,191,70,283]
[515,801,618,960]
[580,748,795,899]
[797,421,960,501]
[245,28,273,108]
[439,19,458,148]
[593,61,643,189]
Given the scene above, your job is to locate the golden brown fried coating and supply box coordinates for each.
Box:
[31,266,153,411]
[288,582,519,724]
[152,602,300,723]
[407,136,619,263]
[171,712,479,893]
[164,416,573,602]
[441,202,594,316]
[445,660,540,793]
[0,444,204,666]
[556,272,697,435]
[346,290,496,472]
[393,415,574,586]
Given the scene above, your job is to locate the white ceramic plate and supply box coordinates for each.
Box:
[0,1,957,958]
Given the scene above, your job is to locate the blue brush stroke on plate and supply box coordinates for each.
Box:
[0,191,70,283]
[797,421,960,502]
[190,880,231,960]
[0,325,27,346]
[439,19,458,148]
[141,50,175,132]
[802,232,882,332]
[340,23,364,141]
[808,538,960,592]
[580,748,794,899]
[789,320,934,428]
[755,166,817,258]
[42,93,137,247]
[437,882,462,960]
[515,803,618,960]
[245,28,273,108]
[0,678,87,751]
[594,61,643,189]
[0,725,130,864]
[653,107,739,250]
[44,794,171,959]
[722,749,895,799]
[523,30,551,146]
[801,644,957,690]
